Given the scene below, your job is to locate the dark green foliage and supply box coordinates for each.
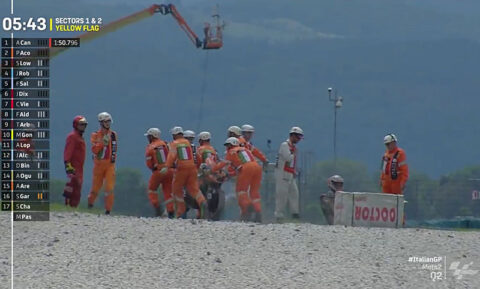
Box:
[112,168,152,217]
[46,163,480,221]
[300,159,377,224]
[50,168,152,216]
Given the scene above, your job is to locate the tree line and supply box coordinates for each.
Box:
[50,160,480,223]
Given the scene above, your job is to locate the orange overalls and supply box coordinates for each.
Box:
[145,139,174,214]
[196,143,218,167]
[88,129,118,212]
[165,137,206,217]
[197,143,219,189]
[238,136,247,147]
[381,147,409,195]
[214,146,262,214]
[244,141,267,163]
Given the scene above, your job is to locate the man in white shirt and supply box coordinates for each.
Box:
[274,126,303,222]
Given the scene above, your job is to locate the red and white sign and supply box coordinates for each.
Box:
[334,192,404,228]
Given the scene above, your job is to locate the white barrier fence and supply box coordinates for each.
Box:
[334,192,404,228]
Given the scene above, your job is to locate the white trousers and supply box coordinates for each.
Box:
[274,171,299,218]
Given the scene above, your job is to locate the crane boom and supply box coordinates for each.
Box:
[160,4,203,48]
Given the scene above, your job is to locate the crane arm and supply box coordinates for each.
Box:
[159,4,203,48]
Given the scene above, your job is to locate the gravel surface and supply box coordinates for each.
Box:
[1,212,479,289]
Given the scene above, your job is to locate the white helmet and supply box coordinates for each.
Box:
[97,112,113,123]
[327,175,344,192]
[144,128,161,139]
[328,175,344,184]
[241,124,255,132]
[227,126,242,136]
[170,126,184,135]
[184,130,195,138]
[198,131,211,141]
[384,133,398,144]
[290,126,304,135]
[224,137,239,146]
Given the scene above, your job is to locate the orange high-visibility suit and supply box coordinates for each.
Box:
[196,143,219,194]
[243,141,267,163]
[145,139,174,214]
[238,136,247,147]
[88,129,118,211]
[196,144,218,167]
[165,137,206,217]
[381,147,409,194]
[213,146,262,214]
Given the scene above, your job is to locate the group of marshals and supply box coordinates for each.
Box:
[62,112,408,223]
